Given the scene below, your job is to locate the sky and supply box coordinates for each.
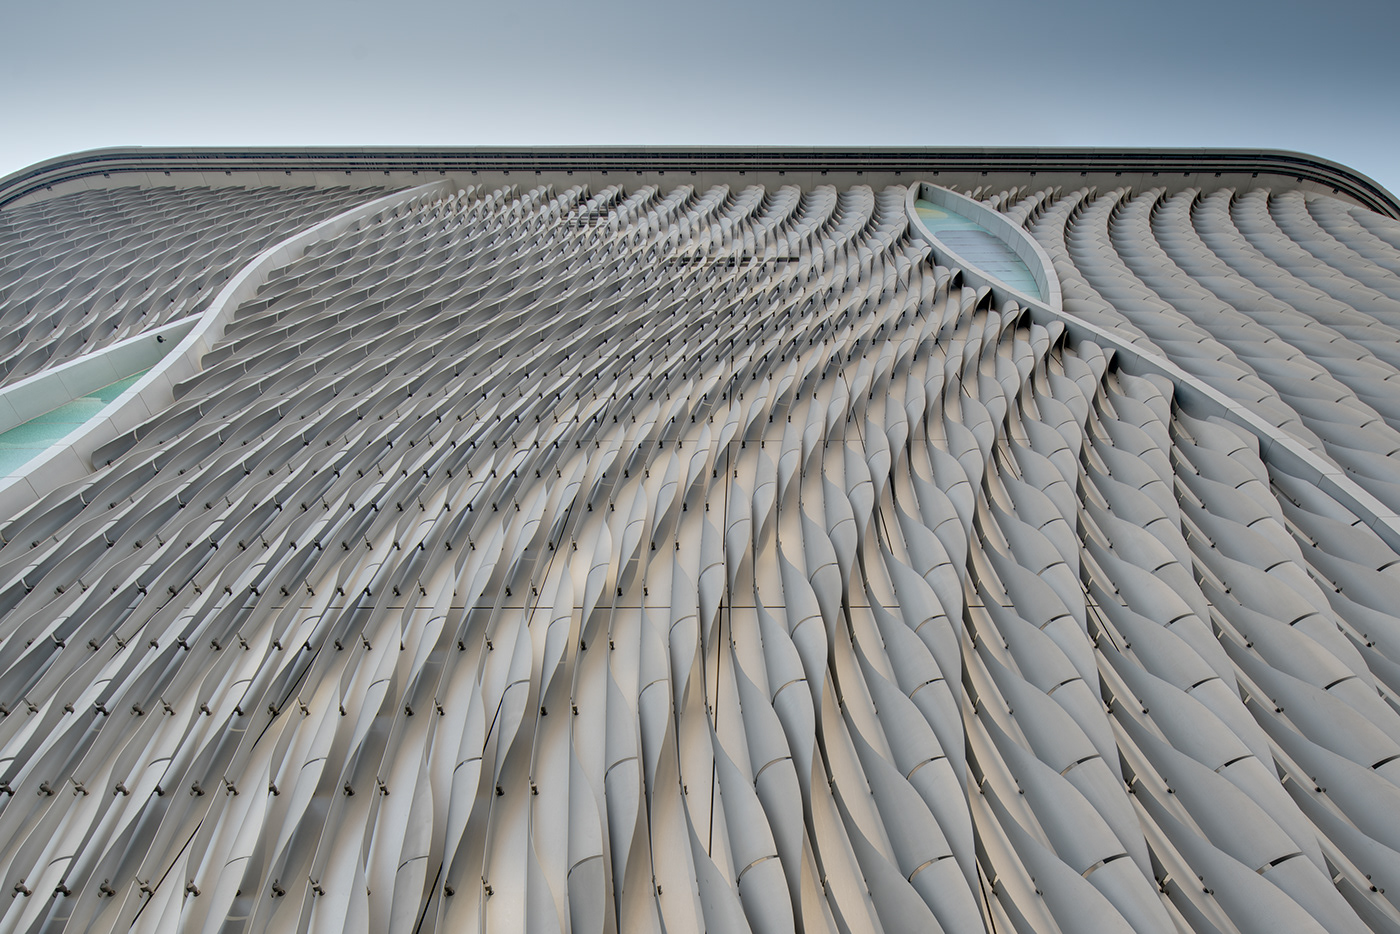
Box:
[1,0,1397,195]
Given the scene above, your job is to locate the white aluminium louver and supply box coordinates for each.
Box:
[0,162,1397,933]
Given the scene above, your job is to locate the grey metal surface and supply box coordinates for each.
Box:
[3,147,1397,217]
[0,161,1397,932]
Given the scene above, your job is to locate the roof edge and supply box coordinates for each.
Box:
[3,146,1397,218]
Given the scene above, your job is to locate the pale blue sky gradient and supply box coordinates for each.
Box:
[2,0,1396,195]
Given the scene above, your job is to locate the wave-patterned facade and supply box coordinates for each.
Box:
[0,185,380,387]
[0,155,1399,934]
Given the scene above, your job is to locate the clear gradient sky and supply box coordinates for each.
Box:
[1,0,1396,195]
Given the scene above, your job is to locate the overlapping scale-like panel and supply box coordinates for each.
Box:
[0,185,382,386]
[1026,185,1400,513]
[1,176,1400,934]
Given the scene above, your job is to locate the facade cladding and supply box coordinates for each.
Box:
[1,148,1400,934]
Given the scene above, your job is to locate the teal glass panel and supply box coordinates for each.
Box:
[915,199,1042,300]
[0,369,149,475]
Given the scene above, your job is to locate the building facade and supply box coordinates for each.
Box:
[0,148,1398,933]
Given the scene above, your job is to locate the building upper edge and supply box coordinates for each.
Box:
[2,146,1397,218]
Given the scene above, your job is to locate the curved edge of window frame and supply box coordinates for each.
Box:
[2,146,1396,219]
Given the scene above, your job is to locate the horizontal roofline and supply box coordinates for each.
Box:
[4,146,1397,218]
